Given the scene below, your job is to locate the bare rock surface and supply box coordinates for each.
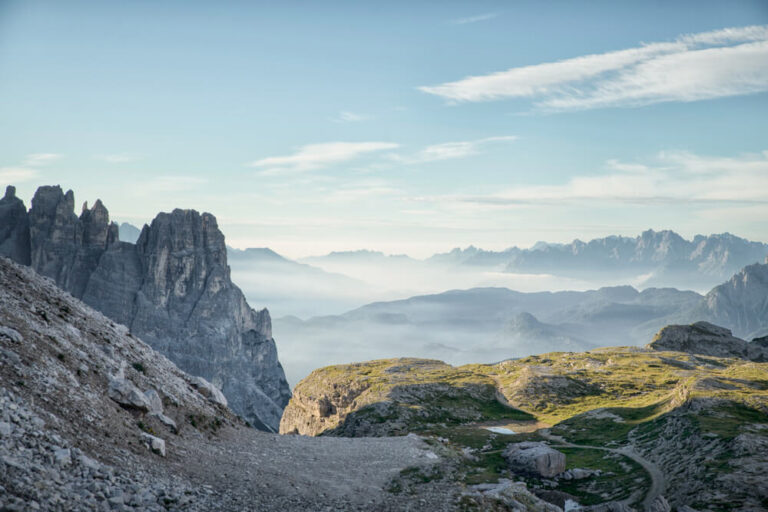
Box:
[0,256,464,511]
[0,186,30,265]
[0,185,290,431]
[647,321,768,361]
[503,441,566,478]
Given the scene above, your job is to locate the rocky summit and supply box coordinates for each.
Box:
[647,321,768,361]
[0,185,290,431]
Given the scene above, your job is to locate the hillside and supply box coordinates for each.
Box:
[280,326,768,510]
[0,256,464,511]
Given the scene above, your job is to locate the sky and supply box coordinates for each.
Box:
[1,0,768,258]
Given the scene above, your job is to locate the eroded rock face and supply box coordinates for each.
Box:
[693,262,768,339]
[0,185,290,431]
[648,321,768,361]
[0,186,31,265]
[28,186,119,299]
[503,442,566,478]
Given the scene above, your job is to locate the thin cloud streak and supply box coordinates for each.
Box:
[394,135,517,163]
[0,167,39,183]
[23,153,62,166]
[332,111,368,123]
[94,154,142,163]
[250,142,399,176]
[450,13,497,25]
[416,150,768,207]
[419,25,768,111]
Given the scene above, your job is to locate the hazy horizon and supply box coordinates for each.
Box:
[2,2,768,259]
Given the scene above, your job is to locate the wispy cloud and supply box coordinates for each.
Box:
[450,13,497,25]
[94,154,142,163]
[0,167,39,183]
[431,150,768,207]
[250,142,399,176]
[419,25,768,111]
[395,135,517,163]
[142,176,208,192]
[332,111,368,123]
[23,153,62,166]
[325,179,400,203]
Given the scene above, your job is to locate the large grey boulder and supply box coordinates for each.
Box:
[140,432,166,457]
[108,375,152,412]
[648,321,768,361]
[190,376,228,407]
[503,442,566,478]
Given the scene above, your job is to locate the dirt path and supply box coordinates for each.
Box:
[169,427,456,511]
[539,430,666,511]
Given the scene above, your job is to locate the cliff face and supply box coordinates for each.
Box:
[693,262,768,339]
[0,185,290,430]
[0,186,31,265]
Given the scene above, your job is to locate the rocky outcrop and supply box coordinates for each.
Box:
[503,442,566,478]
[28,186,119,299]
[0,186,31,265]
[647,321,768,361]
[691,262,768,339]
[279,358,513,436]
[0,185,290,431]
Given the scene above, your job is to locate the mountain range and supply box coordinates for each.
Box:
[0,185,290,431]
[275,260,768,385]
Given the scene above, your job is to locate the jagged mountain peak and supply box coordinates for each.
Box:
[0,184,290,431]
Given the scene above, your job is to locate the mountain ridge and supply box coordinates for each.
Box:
[0,184,290,431]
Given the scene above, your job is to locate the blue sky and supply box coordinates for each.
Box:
[1,0,767,257]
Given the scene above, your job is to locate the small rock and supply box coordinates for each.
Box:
[0,326,23,343]
[0,421,13,436]
[54,448,72,467]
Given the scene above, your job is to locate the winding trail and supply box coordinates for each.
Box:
[539,430,666,511]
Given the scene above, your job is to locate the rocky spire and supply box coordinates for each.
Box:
[0,184,291,430]
[0,185,31,265]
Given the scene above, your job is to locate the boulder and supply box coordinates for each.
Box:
[0,326,23,344]
[503,442,566,478]
[139,433,166,457]
[190,376,228,407]
[143,389,164,414]
[108,376,152,412]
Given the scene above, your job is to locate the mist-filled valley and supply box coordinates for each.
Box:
[217,228,768,385]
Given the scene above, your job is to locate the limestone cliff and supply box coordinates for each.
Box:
[0,184,290,430]
[691,261,768,339]
[0,186,31,265]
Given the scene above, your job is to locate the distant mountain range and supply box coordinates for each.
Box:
[429,230,768,290]
[298,229,768,292]
[274,260,768,384]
